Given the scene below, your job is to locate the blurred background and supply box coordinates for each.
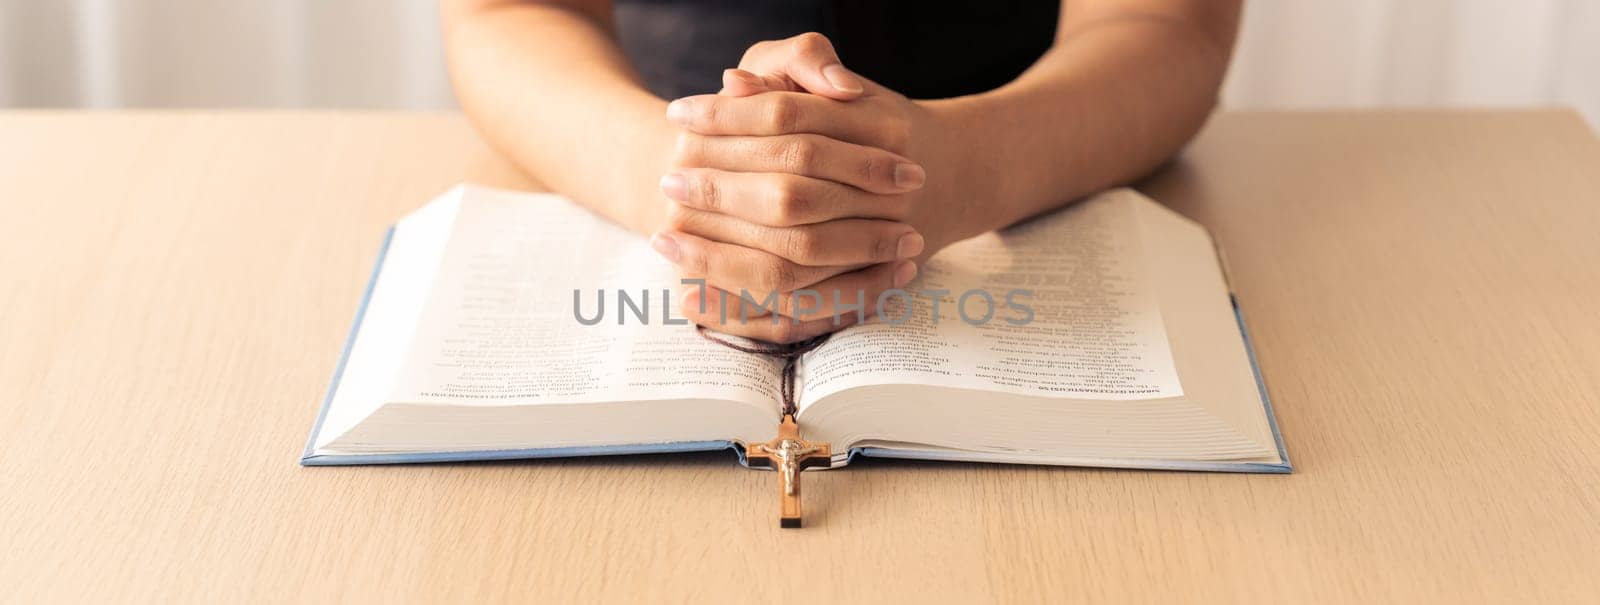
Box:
[1,0,1596,127]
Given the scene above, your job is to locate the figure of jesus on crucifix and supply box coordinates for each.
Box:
[767,439,823,495]
[746,416,832,528]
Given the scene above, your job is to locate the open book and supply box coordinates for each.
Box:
[303,185,1289,472]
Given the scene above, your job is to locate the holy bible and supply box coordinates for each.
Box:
[303,185,1290,479]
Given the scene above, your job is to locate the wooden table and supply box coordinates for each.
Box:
[2,110,1597,603]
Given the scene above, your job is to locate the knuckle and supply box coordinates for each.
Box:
[769,178,809,225]
[692,171,720,212]
[683,243,710,276]
[696,97,720,127]
[768,320,805,344]
[791,32,832,55]
[860,152,880,187]
[758,256,800,293]
[764,96,799,133]
[778,227,821,264]
[771,138,815,172]
[872,229,898,261]
[879,116,912,154]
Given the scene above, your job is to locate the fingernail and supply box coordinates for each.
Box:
[822,64,863,94]
[896,233,925,259]
[893,163,926,189]
[651,233,681,263]
[659,173,687,201]
[665,99,694,125]
[893,261,919,287]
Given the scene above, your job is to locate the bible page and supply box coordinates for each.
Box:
[798,189,1184,406]
[387,186,783,410]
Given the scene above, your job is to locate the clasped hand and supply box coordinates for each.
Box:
[651,33,973,343]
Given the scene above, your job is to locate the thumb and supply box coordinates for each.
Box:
[718,68,776,97]
[737,32,864,101]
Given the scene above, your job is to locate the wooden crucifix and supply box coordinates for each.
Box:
[746,414,832,528]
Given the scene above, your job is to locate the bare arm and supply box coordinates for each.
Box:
[929,0,1242,235]
[440,0,673,234]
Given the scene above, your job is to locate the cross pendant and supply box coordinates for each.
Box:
[746,414,832,528]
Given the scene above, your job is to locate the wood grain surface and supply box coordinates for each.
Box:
[1,110,1597,603]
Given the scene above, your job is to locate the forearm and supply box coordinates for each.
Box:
[928,5,1238,235]
[442,1,673,234]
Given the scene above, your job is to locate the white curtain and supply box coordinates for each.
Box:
[0,0,453,108]
[2,0,1597,126]
[1225,0,1600,124]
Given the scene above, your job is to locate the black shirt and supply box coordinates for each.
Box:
[614,0,1059,100]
